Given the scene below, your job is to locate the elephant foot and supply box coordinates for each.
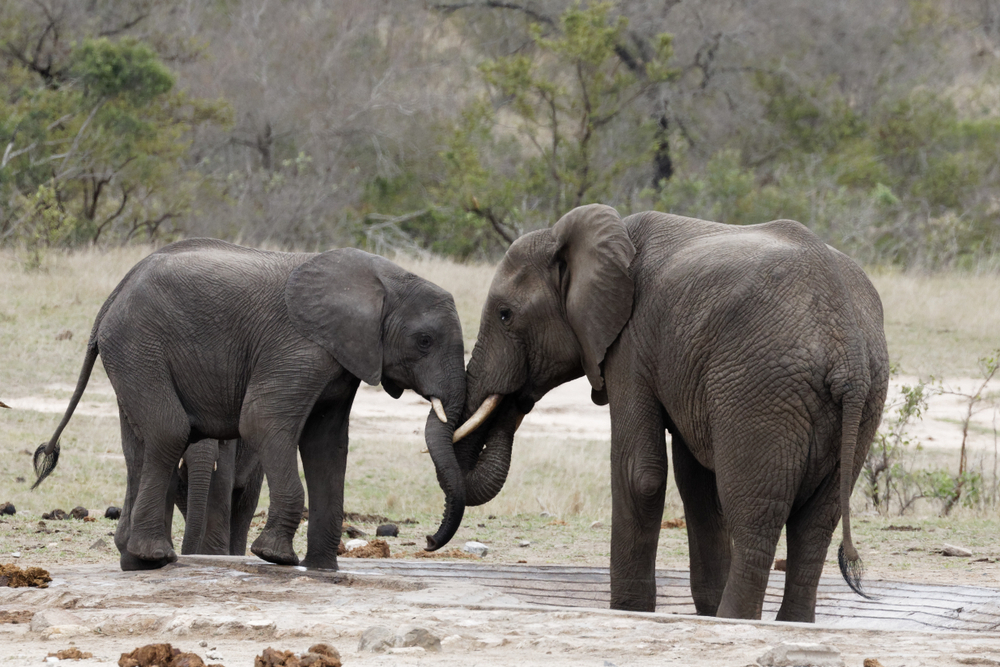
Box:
[251,531,299,566]
[119,550,175,571]
[126,534,177,565]
[300,552,339,571]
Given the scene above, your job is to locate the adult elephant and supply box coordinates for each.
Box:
[34,239,467,571]
[172,439,264,556]
[450,205,888,622]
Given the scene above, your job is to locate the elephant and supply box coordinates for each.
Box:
[171,438,264,556]
[34,239,467,571]
[449,205,889,622]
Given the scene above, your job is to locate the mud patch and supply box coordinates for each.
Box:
[0,609,33,623]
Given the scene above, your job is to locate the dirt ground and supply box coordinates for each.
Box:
[3,377,1000,666]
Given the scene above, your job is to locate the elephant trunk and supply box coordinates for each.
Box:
[423,393,468,551]
[179,443,218,555]
[462,398,519,506]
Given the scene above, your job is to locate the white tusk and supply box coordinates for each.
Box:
[178,460,184,469]
[213,461,218,472]
[431,397,448,424]
[452,394,502,443]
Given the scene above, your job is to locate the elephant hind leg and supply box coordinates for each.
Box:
[671,437,730,616]
[776,471,841,623]
[116,406,176,571]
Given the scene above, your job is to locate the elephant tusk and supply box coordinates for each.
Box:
[452,394,502,443]
[431,397,448,424]
[213,461,217,472]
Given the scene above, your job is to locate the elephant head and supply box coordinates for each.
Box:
[450,204,635,510]
[285,248,468,550]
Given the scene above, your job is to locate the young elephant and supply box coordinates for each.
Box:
[171,438,263,556]
[35,240,467,571]
[450,205,889,622]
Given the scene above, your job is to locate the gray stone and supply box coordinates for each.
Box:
[30,610,83,633]
[395,625,441,652]
[518,540,530,547]
[344,538,368,551]
[359,626,395,653]
[942,543,973,557]
[757,642,844,667]
[463,541,488,557]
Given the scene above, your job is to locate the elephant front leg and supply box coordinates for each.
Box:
[608,383,668,612]
[299,400,354,570]
[671,437,731,616]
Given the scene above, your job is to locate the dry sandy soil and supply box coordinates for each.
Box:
[3,377,1000,666]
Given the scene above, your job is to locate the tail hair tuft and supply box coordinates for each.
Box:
[838,541,874,600]
[31,442,60,490]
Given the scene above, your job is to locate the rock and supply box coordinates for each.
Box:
[395,625,441,652]
[343,525,367,538]
[463,541,488,557]
[0,502,15,515]
[10,552,20,558]
[375,523,398,537]
[358,626,395,653]
[757,642,844,667]
[942,544,973,557]
[90,538,108,550]
[518,540,531,547]
[863,660,885,667]
[589,521,603,529]
[344,539,368,551]
[31,610,84,633]
[70,506,88,520]
[105,506,121,520]
[42,625,93,640]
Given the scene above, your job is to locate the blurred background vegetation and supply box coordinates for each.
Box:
[2,0,1000,268]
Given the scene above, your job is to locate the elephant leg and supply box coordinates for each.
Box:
[671,436,730,616]
[607,384,668,612]
[127,424,188,564]
[115,406,176,571]
[244,405,304,566]
[230,456,264,556]
[714,438,796,620]
[777,471,840,622]
[299,399,354,570]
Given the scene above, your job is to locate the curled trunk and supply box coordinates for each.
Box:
[423,406,467,551]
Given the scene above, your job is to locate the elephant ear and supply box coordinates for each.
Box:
[285,248,386,386]
[552,204,636,393]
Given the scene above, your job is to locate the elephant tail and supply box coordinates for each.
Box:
[32,338,100,488]
[836,387,872,600]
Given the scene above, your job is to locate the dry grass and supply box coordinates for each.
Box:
[2,246,999,571]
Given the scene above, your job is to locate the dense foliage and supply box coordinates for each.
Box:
[2,0,999,267]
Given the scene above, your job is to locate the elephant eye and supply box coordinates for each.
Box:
[416,333,433,351]
[498,307,513,325]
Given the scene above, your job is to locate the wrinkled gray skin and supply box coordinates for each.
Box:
[35,239,467,571]
[456,205,888,622]
[171,438,264,556]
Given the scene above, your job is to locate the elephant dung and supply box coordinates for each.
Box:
[344,539,390,559]
[0,501,15,515]
[254,645,341,667]
[41,509,66,520]
[47,648,93,660]
[757,642,844,667]
[1,563,52,588]
[105,506,122,519]
[70,506,89,519]
[118,644,212,667]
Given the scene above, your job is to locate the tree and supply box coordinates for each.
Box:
[434,1,677,253]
